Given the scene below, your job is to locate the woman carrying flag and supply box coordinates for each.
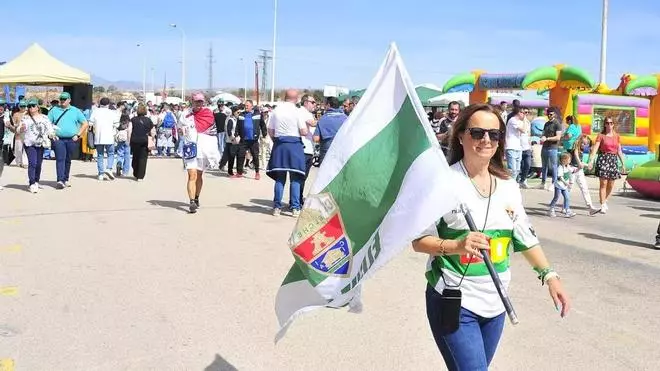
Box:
[412,104,571,371]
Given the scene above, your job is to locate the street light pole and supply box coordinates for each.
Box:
[270,0,277,102]
[599,0,609,85]
[170,24,186,101]
[137,43,146,99]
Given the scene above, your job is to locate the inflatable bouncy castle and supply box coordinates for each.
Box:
[442,68,660,199]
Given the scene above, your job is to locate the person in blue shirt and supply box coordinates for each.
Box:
[561,115,581,152]
[314,97,348,164]
[48,92,88,189]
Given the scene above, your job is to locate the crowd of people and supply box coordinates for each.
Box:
[430,99,627,218]
[0,87,650,370]
[0,90,357,215]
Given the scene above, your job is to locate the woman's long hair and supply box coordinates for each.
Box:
[448,103,510,179]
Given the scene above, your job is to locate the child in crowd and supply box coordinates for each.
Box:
[549,152,577,218]
[572,135,597,213]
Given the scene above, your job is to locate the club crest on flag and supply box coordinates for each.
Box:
[289,193,353,278]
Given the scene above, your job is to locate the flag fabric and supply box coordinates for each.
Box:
[274,43,461,341]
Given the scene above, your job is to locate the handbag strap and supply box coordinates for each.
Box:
[54,108,70,126]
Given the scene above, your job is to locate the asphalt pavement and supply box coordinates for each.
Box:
[0,159,658,370]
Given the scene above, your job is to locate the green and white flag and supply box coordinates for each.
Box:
[275,43,461,341]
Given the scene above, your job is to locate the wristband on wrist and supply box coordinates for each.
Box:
[543,271,560,285]
[534,267,557,285]
[438,239,447,256]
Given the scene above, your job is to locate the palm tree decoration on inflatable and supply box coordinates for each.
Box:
[442,65,595,118]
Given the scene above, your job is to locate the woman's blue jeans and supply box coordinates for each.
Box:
[541,147,558,185]
[426,285,505,371]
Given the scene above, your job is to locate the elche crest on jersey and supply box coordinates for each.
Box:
[289,193,353,278]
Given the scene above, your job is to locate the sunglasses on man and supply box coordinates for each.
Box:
[467,128,503,141]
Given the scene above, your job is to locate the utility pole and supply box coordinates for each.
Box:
[258,49,272,102]
[207,42,216,93]
[599,0,609,85]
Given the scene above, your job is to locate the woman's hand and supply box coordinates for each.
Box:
[547,277,570,317]
[456,232,490,256]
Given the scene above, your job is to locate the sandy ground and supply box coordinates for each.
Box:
[0,159,659,371]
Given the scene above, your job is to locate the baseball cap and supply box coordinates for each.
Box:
[192,92,205,102]
[18,100,27,107]
[217,99,225,104]
[59,92,71,100]
[27,98,39,106]
[0,98,5,105]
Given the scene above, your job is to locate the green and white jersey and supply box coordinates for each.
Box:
[423,162,540,318]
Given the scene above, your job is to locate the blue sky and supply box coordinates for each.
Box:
[2,0,660,90]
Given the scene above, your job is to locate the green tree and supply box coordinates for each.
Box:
[93,86,106,93]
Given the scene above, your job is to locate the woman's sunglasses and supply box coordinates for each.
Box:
[27,104,37,108]
[467,127,503,141]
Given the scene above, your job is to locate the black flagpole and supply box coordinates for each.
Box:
[461,204,520,325]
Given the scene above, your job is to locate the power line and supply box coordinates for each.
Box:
[258,49,272,102]
[207,42,216,93]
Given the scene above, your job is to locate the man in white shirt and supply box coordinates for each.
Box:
[266,89,309,217]
[505,107,527,184]
[89,97,119,181]
[298,94,318,204]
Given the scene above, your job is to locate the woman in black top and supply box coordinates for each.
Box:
[130,104,155,181]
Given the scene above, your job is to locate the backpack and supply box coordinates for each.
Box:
[162,111,176,129]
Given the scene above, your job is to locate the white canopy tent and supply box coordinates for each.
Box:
[426,92,469,107]
[0,43,90,85]
[211,92,242,105]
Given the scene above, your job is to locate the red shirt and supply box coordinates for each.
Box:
[596,134,620,154]
[187,107,215,134]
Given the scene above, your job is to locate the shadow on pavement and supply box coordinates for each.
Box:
[631,206,660,213]
[146,200,189,213]
[1,184,28,192]
[250,198,273,207]
[1,181,59,191]
[227,198,274,215]
[578,232,656,250]
[640,213,660,220]
[204,354,238,371]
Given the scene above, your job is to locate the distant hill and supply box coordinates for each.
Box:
[91,74,141,90]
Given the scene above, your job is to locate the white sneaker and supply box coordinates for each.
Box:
[564,210,576,218]
[0,185,3,191]
[544,183,553,191]
[104,170,115,180]
[35,183,44,189]
[601,203,608,214]
[291,209,300,218]
[64,181,72,188]
[520,181,529,189]
[548,208,556,217]
[29,184,38,194]
[273,208,281,216]
[98,175,105,181]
